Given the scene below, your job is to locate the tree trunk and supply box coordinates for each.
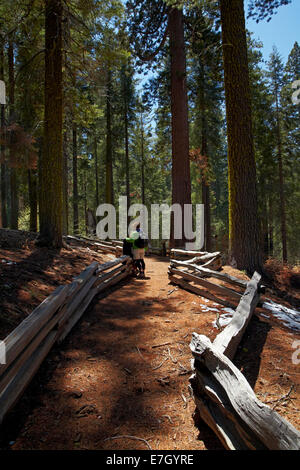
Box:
[268,196,274,257]
[38,0,63,247]
[219,0,261,273]
[28,169,37,232]
[140,112,145,206]
[169,8,191,248]
[8,39,18,230]
[62,128,69,235]
[72,124,79,234]
[199,73,211,252]
[105,69,113,205]
[94,137,99,208]
[275,94,287,262]
[0,42,7,228]
[124,95,130,209]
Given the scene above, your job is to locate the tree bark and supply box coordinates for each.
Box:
[219,0,262,273]
[0,42,7,228]
[124,95,130,209]
[38,0,63,247]
[8,39,18,230]
[28,169,38,232]
[94,137,99,208]
[169,8,191,248]
[72,124,79,235]
[140,111,145,206]
[105,69,113,205]
[275,92,287,262]
[62,128,69,235]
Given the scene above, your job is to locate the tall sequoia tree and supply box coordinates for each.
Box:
[38,0,63,247]
[219,0,261,273]
[168,7,191,248]
[105,68,114,205]
[0,40,7,228]
[267,47,287,262]
[127,0,191,247]
[8,39,18,229]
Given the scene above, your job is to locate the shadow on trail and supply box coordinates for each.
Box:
[233,315,272,389]
[0,257,222,450]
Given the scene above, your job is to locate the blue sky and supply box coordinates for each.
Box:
[245,0,300,64]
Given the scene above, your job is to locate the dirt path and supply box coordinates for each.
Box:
[1,256,299,450]
[2,256,224,450]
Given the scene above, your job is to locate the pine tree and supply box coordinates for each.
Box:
[38,0,64,247]
[219,0,262,273]
[267,47,287,262]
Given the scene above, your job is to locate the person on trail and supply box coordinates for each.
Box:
[122,236,138,276]
[130,223,148,278]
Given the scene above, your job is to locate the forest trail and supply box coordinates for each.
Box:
[2,256,223,451]
[1,255,299,451]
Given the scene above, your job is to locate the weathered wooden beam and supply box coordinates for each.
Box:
[170,248,208,257]
[57,263,131,343]
[191,368,267,450]
[190,333,300,450]
[0,302,67,395]
[0,331,57,425]
[169,267,241,303]
[184,252,221,265]
[190,376,249,450]
[213,272,261,360]
[168,274,236,309]
[96,255,130,273]
[0,285,70,376]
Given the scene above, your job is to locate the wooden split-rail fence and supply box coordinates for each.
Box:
[0,255,132,425]
[169,248,300,450]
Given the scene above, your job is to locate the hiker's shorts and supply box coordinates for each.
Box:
[133,248,145,260]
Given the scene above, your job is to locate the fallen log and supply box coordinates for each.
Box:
[213,271,261,359]
[190,333,300,450]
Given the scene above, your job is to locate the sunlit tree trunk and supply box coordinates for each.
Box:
[38,0,63,247]
[169,8,191,248]
[94,137,99,208]
[8,39,18,229]
[0,42,7,228]
[219,0,262,273]
[28,169,37,232]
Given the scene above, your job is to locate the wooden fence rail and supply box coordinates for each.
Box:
[187,270,300,450]
[0,255,131,424]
